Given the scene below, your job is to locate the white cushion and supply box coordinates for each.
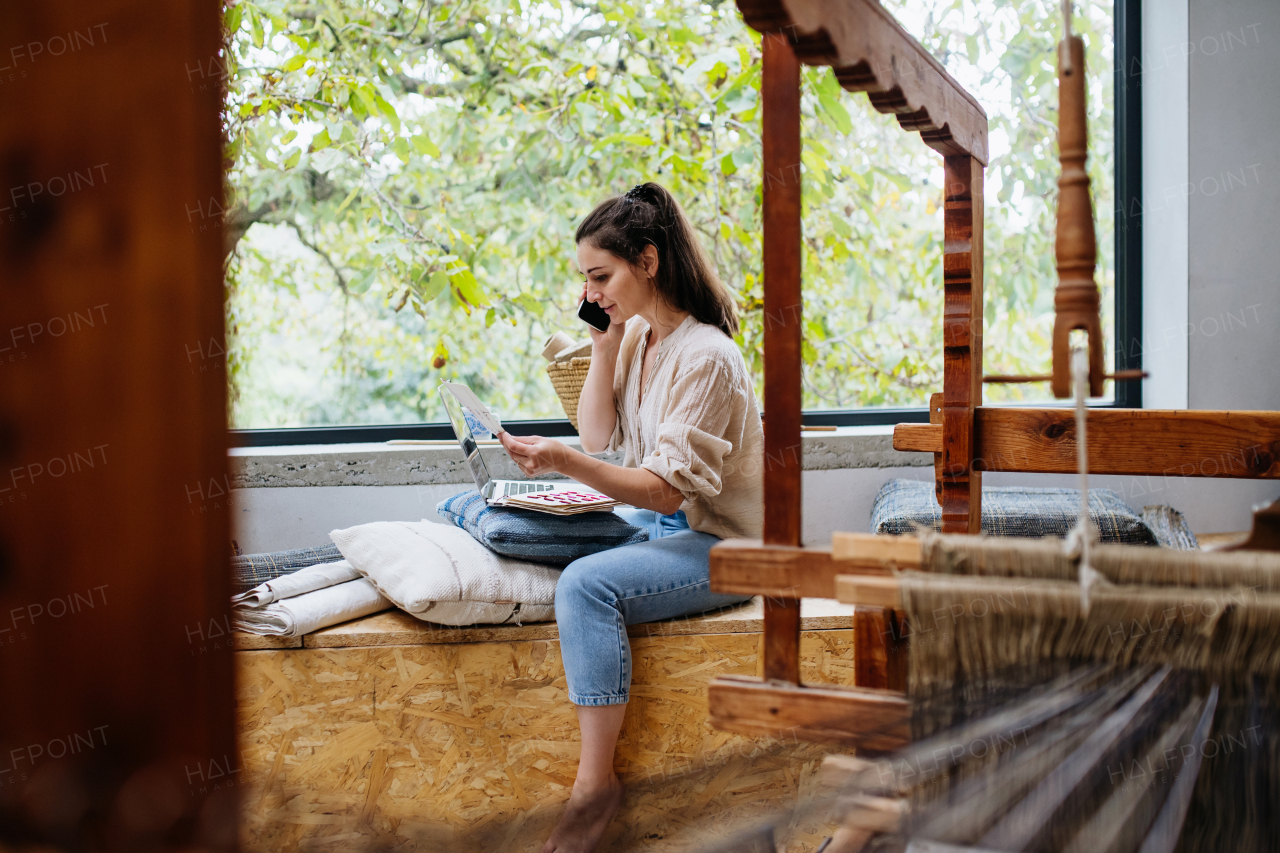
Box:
[329,520,559,626]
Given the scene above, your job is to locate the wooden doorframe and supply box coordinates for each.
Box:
[0,2,235,849]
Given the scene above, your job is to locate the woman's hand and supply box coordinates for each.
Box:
[576,284,624,453]
[498,431,685,515]
[498,432,576,479]
[580,284,624,354]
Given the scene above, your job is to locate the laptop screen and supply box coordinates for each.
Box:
[439,385,491,493]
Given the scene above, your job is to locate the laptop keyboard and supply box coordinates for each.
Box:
[511,483,556,495]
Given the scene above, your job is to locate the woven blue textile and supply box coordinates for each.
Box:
[231,543,344,594]
[870,478,1157,545]
[436,490,649,566]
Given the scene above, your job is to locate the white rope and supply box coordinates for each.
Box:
[1064,346,1102,613]
[1061,0,1074,75]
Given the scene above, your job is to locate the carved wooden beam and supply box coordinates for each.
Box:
[893,408,1280,478]
[836,575,904,609]
[832,532,921,564]
[711,540,912,690]
[940,156,984,534]
[895,423,944,454]
[708,675,910,750]
[737,0,989,163]
[710,538,901,598]
[710,540,848,598]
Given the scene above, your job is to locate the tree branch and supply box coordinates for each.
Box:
[392,74,471,98]
[287,219,350,294]
[224,200,283,258]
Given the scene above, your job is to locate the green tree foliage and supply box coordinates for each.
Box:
[223,0,1113,427]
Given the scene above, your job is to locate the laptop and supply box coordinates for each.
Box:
[438,383,565,505]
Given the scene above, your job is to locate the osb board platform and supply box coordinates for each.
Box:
[231,596,856,651]
[235,632,302,650]
[236,627,857,852]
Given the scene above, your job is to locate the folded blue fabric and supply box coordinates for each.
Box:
[870,478,1157,545]
[436,490,648,566]
[231,543,344,594]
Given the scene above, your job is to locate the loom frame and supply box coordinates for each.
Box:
[707,0,1280,747]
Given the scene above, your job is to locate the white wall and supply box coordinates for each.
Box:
[1187,0,1280,412]
[231,467,940,553]
[232,463,1270,554]
[1142,0,1190,409]
[231,484,463,554]
[1132,0,1279,529]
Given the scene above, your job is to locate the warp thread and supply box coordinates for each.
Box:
[899,574,1280,699]
[1061,0,1074,74]
[897,561,1280,850]
[919,532,1280,589]
[1065,345,1102,613]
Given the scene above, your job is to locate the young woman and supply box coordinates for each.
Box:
[497,182,763,853]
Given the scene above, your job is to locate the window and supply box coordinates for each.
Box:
[224,0,1135,444]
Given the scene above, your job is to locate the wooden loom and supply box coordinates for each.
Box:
[707,0,1280,750]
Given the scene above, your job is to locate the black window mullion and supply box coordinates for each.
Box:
[1114,0,1143,408]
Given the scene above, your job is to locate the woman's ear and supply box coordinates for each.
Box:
[640,244,659,279]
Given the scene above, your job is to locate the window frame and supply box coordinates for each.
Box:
[230,2,1142,448]
[1113,0,1143,409]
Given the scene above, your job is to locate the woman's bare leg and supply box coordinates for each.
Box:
[541,704,627,853]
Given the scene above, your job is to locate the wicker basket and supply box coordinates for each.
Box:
[547,356,591,429]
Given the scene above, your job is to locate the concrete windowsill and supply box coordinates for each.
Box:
[228,425,931,489]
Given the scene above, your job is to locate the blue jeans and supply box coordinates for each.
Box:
[555,508,753,706]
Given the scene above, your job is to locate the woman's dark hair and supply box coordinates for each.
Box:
[574,182,739,337]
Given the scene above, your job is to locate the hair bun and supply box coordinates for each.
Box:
[623,183,655,204]
[574,180,740,337]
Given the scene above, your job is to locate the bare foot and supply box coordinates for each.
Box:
[541,775,624,853]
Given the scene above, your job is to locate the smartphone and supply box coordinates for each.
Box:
[577,298,612,333]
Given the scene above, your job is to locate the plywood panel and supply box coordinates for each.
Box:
[236,630,857,851]
[301,598,861,647]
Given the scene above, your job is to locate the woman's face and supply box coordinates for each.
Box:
[576,241,658,326]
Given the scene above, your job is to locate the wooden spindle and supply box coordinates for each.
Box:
[1052,33,1105,398]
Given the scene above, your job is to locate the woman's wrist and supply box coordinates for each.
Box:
[591,337,620,361]
[557,446,593,482]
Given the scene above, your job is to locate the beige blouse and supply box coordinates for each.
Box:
[607,315,764,541]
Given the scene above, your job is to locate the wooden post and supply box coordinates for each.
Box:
[867,155,986,684]
[853,606,907,691]
[760,29,803,683]
[940,155,985,534]
[0,2,234,847]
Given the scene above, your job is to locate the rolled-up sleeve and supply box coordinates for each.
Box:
[605,323,642,454]
[606,402,626,452]
[606,350,628,453]
[641,352,738,500]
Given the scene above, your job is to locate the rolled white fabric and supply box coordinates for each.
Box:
[231,560,361,607]
[541,331,576,362]
[553,339,592,361]
[232,578,391,637]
